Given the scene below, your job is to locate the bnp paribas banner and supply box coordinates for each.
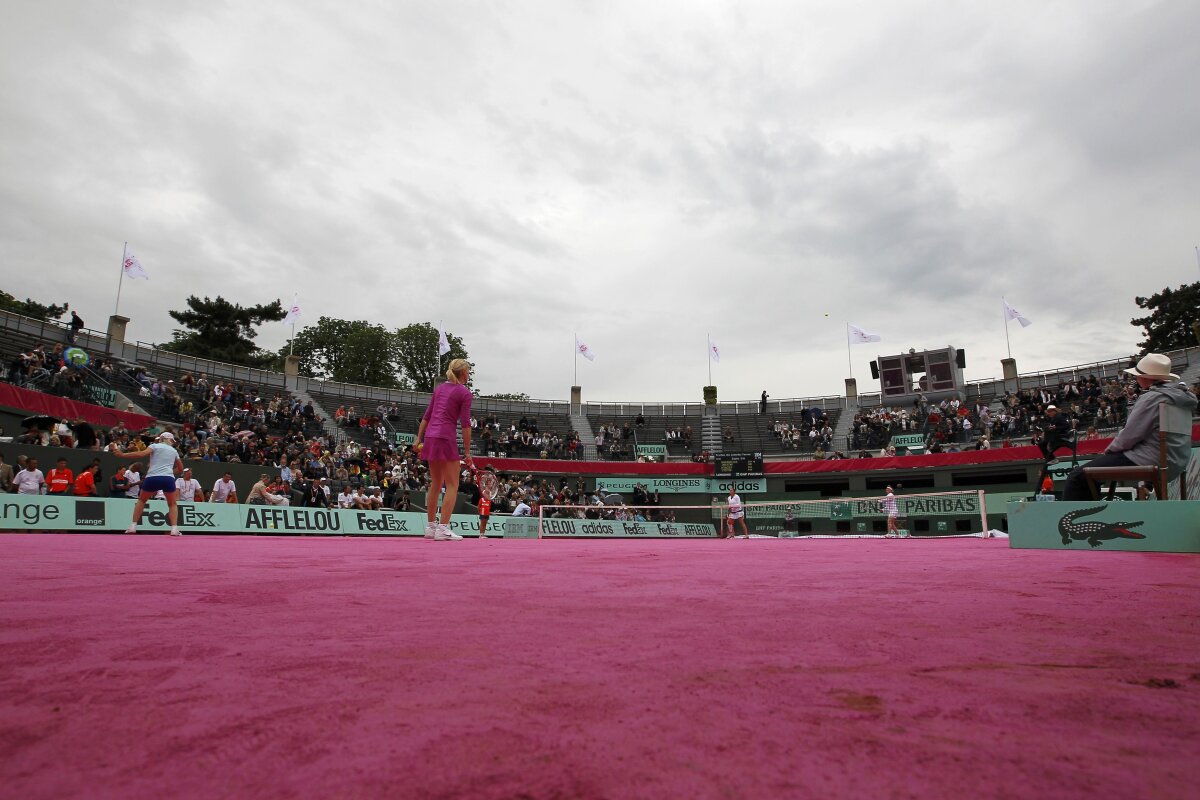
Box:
[0,496,715,539]
[595,476,766,495]
[714,493,984,521]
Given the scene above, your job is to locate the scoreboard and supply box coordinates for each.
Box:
[713,452,764,478]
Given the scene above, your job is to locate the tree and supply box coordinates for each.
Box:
[285,317,399,387]
[391,322,470,392]
[1131,281,1200,354]
[0,289,68,321]
[160,295,286,367]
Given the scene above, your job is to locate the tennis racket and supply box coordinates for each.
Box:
[476,468,499,500]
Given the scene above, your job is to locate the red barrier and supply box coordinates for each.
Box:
[477,426,1199,477]
[0,382,155,431]
[475,457,710,475]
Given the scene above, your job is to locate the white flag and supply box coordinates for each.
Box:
[1003,299,1032,328]
[283,293,302,325]
[709,341,721,363]
[575,335,596,362]
[847,323,882,344]
[122,246,148,280]
[437,326,451,356]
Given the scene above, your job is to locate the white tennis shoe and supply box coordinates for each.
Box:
[433,525,462,541]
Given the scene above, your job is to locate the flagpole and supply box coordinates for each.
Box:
[845,323,853,378]
[573,332,578,386]
[1002,297,1012,359]
[114,241,127,318]
[707,333,712,386]
[289,323,295,356]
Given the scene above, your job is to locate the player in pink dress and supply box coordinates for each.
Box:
[415,358,474,540]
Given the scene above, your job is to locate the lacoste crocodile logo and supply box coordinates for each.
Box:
[1058,506,1145,548]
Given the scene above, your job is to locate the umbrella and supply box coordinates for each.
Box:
[602,492,624,506]
[22,414,59,429]
[64,347,90,368]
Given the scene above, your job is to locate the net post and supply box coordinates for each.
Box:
[536,505,543,539]
[977,489,988,539]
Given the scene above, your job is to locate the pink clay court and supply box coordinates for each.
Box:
[2,534,1198,799]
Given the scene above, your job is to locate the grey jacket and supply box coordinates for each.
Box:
[1106,381,1197,476]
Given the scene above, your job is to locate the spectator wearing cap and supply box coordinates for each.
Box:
[1063,354,1198,500]
[176,468,205,502]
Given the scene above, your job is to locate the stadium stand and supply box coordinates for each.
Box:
[2,307,1197,515]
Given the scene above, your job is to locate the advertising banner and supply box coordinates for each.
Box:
[533,517,714,538]
[1008,500,1200,553]
[594,476,766,495]
[890,433,925,449]
[710,494,983,521]
[0,496,715,538]
[635,444,666,457]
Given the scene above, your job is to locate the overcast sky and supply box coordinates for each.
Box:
[2,1,1197,403]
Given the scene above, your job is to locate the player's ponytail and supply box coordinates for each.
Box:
[446,358,470,384]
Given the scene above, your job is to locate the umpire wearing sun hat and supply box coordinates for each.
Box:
[1062,354,1197,500]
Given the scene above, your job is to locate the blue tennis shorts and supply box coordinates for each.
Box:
[142,475,178,494]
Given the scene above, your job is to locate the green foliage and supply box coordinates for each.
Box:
[703,385,718,405]
[1131,281,1200,353]
[391,322,469,392]
[160,295,286,368]
[285,317,399,388]
[286,318,470,392]
[0,290,68,321]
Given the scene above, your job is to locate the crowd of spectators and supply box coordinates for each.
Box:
[473,413,582,460]
[7,337,1198,508]
[847,375,1157,456]
[480,474,679,523]
[765,408,834,451]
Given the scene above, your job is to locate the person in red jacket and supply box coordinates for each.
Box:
[74,463,100,496]
[46,457,74,496]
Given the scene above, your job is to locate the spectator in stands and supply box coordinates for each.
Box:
[1063,354,1197,500]
[760,391,768,414]
[13,457,45,495]
[121,462,143,500]
[0,453,12,493]
[69,418,97,449]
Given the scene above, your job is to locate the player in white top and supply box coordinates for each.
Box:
[176,468,204,502]
[725,486,749,538]
[111,432,184,536]
[883,486,903,538]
